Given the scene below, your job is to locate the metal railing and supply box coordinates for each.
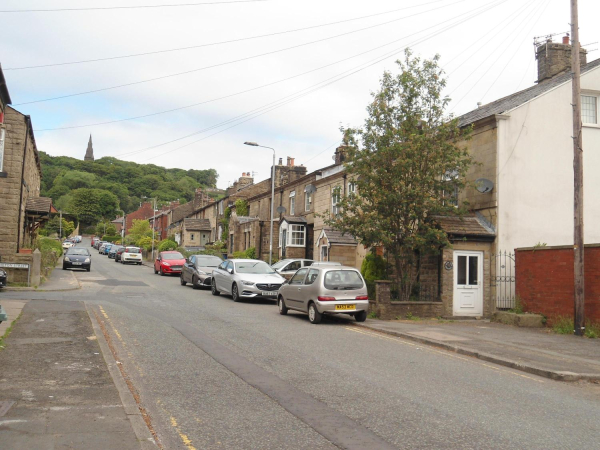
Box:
[491,251,516,310]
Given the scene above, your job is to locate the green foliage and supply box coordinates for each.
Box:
[128,219,152,243]
[106,224,117,236]
[137,236,154,251]
[508,296,525,314]
[42,216,75,239]
[37,237,63,257]
[37,237,63,279]
[234,199,249,216]
[367,311,378,319]
[220,207,231,240]
[360,252,388,300]
[552,316,600,338]
[158,239,178,252]
[232,247,257,259]
[102,235,121,243]
[404,312,420,321]
[326,49,474,301]
[38,152,219,216]
[197,241,227,258]
[68,188,119,225]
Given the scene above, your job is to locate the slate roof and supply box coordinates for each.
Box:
[184,218,211,231]
[281,216,307,224]
[433,213,495,238]
[25,197,55,213]
[457,57,600,127]
[323,228,357,245]
[171,202,194,224]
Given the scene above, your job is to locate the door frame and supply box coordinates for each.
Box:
[453,250,484,316]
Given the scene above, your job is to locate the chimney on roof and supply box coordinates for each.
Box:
[536,34,587,83]
[278,157,283,165]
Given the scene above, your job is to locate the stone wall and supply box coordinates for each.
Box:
[1,252,40,286]
[371,281,444,319]
[329,245,357,267]
[515,244,600,324]
[536,41,587,83]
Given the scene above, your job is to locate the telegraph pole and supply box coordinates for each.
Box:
[571,0,585,336]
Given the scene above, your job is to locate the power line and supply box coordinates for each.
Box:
[14,0,466,106]
[107,0,506,159]
[0,0,268,13]
[6,0,451,71]
[134,0,509,162]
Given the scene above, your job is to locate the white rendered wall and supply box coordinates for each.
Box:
[496,66,600,252]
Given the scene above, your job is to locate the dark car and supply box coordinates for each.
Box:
[108,245,119,259]
[114,246,126,262]
[154,251,186,276]
[63,248,92,272]
[180,255,223,289]
[0,268,7,288]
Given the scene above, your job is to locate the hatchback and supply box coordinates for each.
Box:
[154,251,186,276]
[277,265,369,324]
[114,246,126,262]
[63,248,91,272]
[180,254,223,289]
[121,247,142,265]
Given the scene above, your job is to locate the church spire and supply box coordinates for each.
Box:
[84,134,94,161]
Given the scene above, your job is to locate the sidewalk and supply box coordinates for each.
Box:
[0,300,153,449]
[2,261,80,292]
[357,318,600,382]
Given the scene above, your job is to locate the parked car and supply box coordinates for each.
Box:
[99,243,111,255]
[277,265,369,324]
[271,258,314,279]
[94,240,104,250]
[211,259,286,302]
[63,247,92,272]
[0,268,7,288]
[121,247,142,265]
[104,243,114,255]
[180,255,223,289]
[310,261,342,267]
[114,246,126,262]
[91,237,98,247]
[154,251,186,276]
[108,245,119,259]
[73,235,82,243]
[62,240,74,250]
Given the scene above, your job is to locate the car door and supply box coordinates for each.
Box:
[222,261,234,294]
[302,269,320,311]
[183,256,194,282]
[214,261,227,290]
[286,268,309,309]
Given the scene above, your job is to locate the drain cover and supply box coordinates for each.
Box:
[0,401,15,417]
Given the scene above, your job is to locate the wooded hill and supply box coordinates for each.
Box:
[39,152,220,222]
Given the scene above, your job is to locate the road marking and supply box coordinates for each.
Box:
[170,416,197,450]
[344,327,544,383]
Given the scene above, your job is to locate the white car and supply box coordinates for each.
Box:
[121,246,143,265]
[62,240,74,250]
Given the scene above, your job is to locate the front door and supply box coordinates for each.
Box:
[305,225,314,260]
[453,251,483,316]
[281,229,287,259]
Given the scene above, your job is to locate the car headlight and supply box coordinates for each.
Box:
[84,258,90,263]
[241,280,255,286]
[0,269,6,276]
[163,262,171,266]
[197,270,207,275]
[64,257,70,262]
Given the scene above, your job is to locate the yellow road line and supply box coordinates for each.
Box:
[345,327,544,383]
[170,416,197,450]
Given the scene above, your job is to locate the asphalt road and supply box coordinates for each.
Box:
[7,239,600,449]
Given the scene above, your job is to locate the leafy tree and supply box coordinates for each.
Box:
[43,216,75,238]
[326,50,474,300]
[158,239,178,252]
[128,219,152,243]
[106,224,117,236]
[68,188,119,225]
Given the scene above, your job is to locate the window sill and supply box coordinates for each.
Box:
[583,123,600,129]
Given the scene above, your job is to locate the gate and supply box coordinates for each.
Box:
[491,251,516,310]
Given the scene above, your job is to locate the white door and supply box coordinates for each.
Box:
[453,251,483,316]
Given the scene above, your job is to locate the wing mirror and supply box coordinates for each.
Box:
[227,268,234,274]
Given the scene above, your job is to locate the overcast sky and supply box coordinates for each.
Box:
[3,0,598,189]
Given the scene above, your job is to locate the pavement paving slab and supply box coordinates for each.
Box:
[0,300,145,449]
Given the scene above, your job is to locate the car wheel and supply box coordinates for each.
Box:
[180,275,186,286]
[232,283,240,302]
[160,268,165,276]
[62,265,67,270]
[86,267,91,272]
[138,262,142,265]
[211,279,220,296]
[308,302,322,324]
[355,310,367,322]
[154,266,158,274]
[192,276,200,290]
[278,296,288,315]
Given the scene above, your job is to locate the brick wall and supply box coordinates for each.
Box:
[125,202,154,232]
[515,245,600,323]
[371,281,444,320]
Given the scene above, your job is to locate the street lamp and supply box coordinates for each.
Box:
[142,197,157,261]
[244,141,275,265]
[116,209,125,241]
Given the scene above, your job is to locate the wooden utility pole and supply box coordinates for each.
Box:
[571,0,585,336]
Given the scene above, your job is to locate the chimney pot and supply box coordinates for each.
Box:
[290,158,295,166]
[562,35,570,45]
[278,157,283,165]
[477,102,482,108]
[287,156,292,166]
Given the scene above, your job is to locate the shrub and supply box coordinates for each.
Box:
[102,235,121,243]
[37,237,63,257]
[552,316,600,338]
[361,252,388,300]
[232,247,257,259]
[158,239,178,252]
[37,237,63,278]
[137,236,153,251]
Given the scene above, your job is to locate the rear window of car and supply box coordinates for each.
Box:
[323,270,364,290]
[162,252,184,260]
[125,247,141,254]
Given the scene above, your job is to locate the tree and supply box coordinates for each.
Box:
[326,50,473,300]
[43,216,75,238]
[128,219,152,243]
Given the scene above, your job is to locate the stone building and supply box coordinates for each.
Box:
[84,135,94,161]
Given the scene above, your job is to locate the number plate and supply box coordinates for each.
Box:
[261,291,277,297]
[72,262,82,265]
[335,304,356,311]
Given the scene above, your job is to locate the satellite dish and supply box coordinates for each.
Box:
[276,206,287,214]
[475,178,494,193]
[305,184,317,194]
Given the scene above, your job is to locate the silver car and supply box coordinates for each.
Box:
[211,259,286,302]
[277,265,369,324]
[271,258,314,279]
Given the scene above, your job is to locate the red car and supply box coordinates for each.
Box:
[154,251,186,276]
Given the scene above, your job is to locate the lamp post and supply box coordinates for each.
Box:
[142,197,157,261]
[244,141,275,265]
[116,209,125,241]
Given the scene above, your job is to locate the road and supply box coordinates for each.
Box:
[7,238,600,449]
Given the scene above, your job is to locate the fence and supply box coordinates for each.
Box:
[491,251,516,310]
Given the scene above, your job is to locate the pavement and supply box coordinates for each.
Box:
[0,300,155,449]
[2,259,81,292]
[357,318,600,382]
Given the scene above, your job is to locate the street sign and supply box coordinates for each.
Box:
[0,263,29,269]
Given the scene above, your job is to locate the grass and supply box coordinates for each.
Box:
[0,312,22,351]
[552,316,600,338]
[403,312,420,321]
[508,296,525,314]
[7,282,29,287]
[367,311,378,319]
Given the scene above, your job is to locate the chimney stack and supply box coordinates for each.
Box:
[536,34,587,83]
[562,34,570,45]
[278,157,283,165]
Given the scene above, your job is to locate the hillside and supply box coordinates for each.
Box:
[39,152,220,220]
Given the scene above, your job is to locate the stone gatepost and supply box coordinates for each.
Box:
[31,249,41,287]
[374,280,392,318]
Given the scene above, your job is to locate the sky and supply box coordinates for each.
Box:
[3,0,599,190]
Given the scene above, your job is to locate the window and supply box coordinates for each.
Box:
[0,129,5,172]
[286,261,302,271]
[324,270,364,290]
[305,191,312,211]
[190,233,195,241]
[305,269,319,285]
[289,268,308,285]
[331,187,341,216]
[457,255,479,286]
[290,224,305,246]
[348,181,357,196]
[443,169,459,207]
[321,245,328,261]
[289,191,296,216]
[218,201,224,215]
[582,94,598,125]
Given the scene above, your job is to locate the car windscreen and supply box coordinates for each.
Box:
[323,270,364,290]
[125,248,141,254]
[235,261,276,274]
[162,253,184,260]
[196,256,223,267]
[271,260,290,269]
[69,249,90,256]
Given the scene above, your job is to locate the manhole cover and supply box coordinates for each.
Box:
[0,401,15,417]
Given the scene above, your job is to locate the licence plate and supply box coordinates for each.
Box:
[335,304,356,310]
[261,291,277,297]
[72,262,82,265]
